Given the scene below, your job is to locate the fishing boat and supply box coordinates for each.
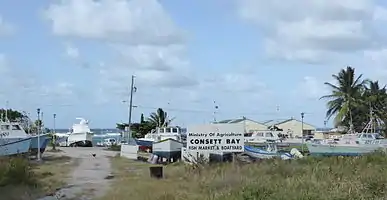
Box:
[244,143,303,160]
[0,121,32,156]
[152,138,184,159]
[29,133,51,155]
[135,126,185,147]
[307,112,387,156]
[55,118,93,147]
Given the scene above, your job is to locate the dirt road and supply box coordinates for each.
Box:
[38,147,117,200]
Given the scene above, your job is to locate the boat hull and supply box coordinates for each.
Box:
[135,139,153,147]
[152,139,183,159]
[307,143,383,156]
[244,146,291,159]
[30,134,51,155]
[67,133,93,147]
[0,137,31,156]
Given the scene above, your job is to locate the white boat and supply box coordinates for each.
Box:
[97,138,117,147]
[244,143,303,160]
[307,116,387,156]
[244,130,281,143]
[0,121,32,156]
[152,138,184,159]
[55,118,93,147]
[135,126,185,147]
[244,130,307,145]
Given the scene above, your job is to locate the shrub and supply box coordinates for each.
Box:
[0,157,36,186]
[108,144,121,151]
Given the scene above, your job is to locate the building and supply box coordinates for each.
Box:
[215,118,268,132]
[263,118,316,137]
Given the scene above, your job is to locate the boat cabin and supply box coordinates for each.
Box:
[143,126,185,142]
[356,133,386,144]
[0,122,27,138]
[244,130,281,143]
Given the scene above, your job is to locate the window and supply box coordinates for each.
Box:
[159,128,164,133]
[256,132,264,137]
[172,128,178,133]
[1,125,9,130]
[266,132,273,137]
[165,128,171,133]
[367,134,374,139]
[12,125,21,130]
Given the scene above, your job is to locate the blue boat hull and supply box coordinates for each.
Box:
[152,151,181,159]
[30,134,51,155]
[135,139,153,147]
[0,137,31,156]
[244,146,292,159]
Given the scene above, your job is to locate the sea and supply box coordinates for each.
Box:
[55,129,123,146]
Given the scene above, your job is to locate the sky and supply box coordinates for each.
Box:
[1,0,387,129]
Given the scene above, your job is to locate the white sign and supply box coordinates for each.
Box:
[187,124,245,152]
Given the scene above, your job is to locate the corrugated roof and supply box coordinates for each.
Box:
[215,118,268,126]
[262,118,316,129]
[262,119,289,126]
[216,118,245,124]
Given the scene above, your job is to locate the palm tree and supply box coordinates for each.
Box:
[320,66,368,128]
[147,108,174,127]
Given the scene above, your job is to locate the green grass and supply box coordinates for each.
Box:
[0,156,76,200]
[107,144,122,151]
[102,152,387,200]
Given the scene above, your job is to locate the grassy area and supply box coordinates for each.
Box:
[107,144,121,151]
[0,155,77,200]
[102,152,387,200]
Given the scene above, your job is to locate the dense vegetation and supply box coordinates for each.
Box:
[105,152,387,200]
[116,108,174,138]
[321,66,387,133]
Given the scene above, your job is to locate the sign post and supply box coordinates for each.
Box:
[187,124,244,162]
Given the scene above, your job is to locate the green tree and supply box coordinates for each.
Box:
[320,66,368,129]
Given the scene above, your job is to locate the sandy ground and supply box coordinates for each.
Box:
[38,147,118,200]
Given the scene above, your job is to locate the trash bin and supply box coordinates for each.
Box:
[149,166,163,179]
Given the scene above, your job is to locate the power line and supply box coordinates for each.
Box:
[134,105,315,116]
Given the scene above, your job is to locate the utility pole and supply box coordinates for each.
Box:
[53,114,56,149]
[37,108,41,161]
[301,112,305,154]
[127,75,136,143]
[213,100,218,123]
[5,101,8,122]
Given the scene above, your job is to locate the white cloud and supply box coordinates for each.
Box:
[44,0,184,45]
[0,54,77,107]
[295,76,330,100]
[237,0,387,63]
[45,0,199,104]
[0,16,14,36]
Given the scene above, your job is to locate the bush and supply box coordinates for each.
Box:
[0,157,36,186]
[108,144,121,151]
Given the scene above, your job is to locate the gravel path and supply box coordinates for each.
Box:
[38,147,117,200]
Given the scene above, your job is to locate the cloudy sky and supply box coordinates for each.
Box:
[1,0,387,128]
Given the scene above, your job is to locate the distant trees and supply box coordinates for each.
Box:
[116,108,174,138]
[321,66,387,133]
